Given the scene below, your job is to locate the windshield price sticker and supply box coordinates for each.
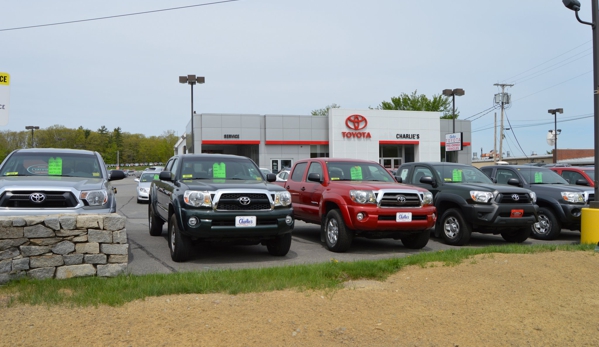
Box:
[396,212,412,222]
[350,166,363,180]
[235,216,256,227]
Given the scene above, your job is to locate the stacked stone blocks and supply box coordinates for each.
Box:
[0,214,128,285]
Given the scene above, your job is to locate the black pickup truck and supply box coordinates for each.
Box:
[396,162,539,246]
[148,154,294,262]
[480,165,591,240]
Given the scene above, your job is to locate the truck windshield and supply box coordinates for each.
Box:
[518,168,569,185]
[180,157,263,180]
[0,152,102,178]
[431,164,493,184]
[325,162,395,182]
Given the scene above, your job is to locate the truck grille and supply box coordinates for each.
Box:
[379,192,422,207]
[497,193,531,204]
[0,190,79,208]
[215,193,271,211]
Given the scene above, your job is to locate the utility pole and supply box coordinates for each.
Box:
[493,83,513,162]
[493,112,497,164]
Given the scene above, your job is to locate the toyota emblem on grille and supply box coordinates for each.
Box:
[396,195,407,204]
[238,196,251,205]
[30,192,46,203]
[512,194,520,201]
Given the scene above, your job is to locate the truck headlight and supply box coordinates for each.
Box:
[350,190,376,204]
[529,191,537,203]
[138,187,148,193]
[273,191,291,206]
[470,190,494,203]
[80,190,108,206]
[421,191,433,206]
[184,191,212,207]
[561,191,585,203]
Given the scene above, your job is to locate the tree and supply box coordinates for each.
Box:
[311,103,341,117]
[376,90,457,119]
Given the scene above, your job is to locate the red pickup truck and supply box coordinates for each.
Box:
[276,158,437,252]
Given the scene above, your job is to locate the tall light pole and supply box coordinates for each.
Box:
[563,0,599,205]
[548,108,563,163]
[25,125,39,148]
[442,88,465,162]
[179,75,205,154]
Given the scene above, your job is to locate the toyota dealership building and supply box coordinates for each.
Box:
[174,108,472,173]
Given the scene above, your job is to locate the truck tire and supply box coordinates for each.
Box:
[531,207,561,240]
[501,227,531,243]
[169,214,192,262]
[148,203,164,236]
[266,233,292,256]
[324,209,353,252]
[400,229,430,249]
[438,208,471,246]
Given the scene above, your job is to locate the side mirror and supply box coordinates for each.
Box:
[395,176,402,183]
[159,171,172,182]
[507,178,521,187]
[575,178,590,186]
[266,173,277,182]
[307,172,322,183]
[108,170,126,181]
[420,176,434,185]
[134,178,140,182]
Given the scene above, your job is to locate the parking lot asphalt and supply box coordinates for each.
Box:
[111,178,581,275]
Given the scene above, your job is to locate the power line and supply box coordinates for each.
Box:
[0,0,240,32]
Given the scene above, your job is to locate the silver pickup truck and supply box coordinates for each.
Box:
[0,148,126,216]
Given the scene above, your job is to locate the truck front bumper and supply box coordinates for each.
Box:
[344,205,437,232]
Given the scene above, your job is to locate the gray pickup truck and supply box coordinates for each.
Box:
[148,154,294,262]
[0,148,125,216]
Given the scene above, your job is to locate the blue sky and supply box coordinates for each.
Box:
[1,0,595,158]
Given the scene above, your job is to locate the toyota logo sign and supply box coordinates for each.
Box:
[238,196,251,205]
[396,195,407,204]
[511,194,520,201]
[345,114,368,130]
[30,192,46,203]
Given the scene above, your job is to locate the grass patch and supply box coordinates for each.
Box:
[0,243,593,307]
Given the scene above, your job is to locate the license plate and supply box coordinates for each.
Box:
[510,209,524,218]
[396,212,412,222]
[235,216,256,227]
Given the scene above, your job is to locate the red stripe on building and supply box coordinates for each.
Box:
[265,141,329,145]
[379,140,420,145]
[202,140,261,145]
[441,142,471,146]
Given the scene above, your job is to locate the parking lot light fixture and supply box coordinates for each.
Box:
[548,108,563,163]
[25,125,39,148]
[179,75,205,154]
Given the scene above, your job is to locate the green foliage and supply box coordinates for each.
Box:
[0,125,179,164]
[0,244,592,307]
[377,90,457,119]
[311,103,341,117]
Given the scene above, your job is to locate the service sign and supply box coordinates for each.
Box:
[0,72,9,126]
[445,132,463,152]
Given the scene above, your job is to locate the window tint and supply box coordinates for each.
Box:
[308,162,323,177]
[413,166,434,183]
[290,163,307,182]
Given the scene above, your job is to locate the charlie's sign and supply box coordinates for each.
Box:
[342,114,371,139]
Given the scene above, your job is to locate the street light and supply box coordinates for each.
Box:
[563,0,599,205]
[442,88,465,133]
[179,75,205,154]
[25,125,39,148]
[548,108,563,163]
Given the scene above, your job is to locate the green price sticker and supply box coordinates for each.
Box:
[350,166,362,180]
[452,169,462,182]
[534,172,543,183]
[48,157,62,176]
[213,162,226,178]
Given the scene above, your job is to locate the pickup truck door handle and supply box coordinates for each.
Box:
[301,187,306,191]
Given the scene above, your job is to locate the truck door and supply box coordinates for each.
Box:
[300,161,325,224]
[284,162,308,220]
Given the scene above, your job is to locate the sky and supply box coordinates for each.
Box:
[1,0,596,159]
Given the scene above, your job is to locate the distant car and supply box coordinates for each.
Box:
[276,169,290,181]
[549,166,595,187]
[144,166,164,173]
[135,171,159,203]
[259,168,272,176]
[126,170,136,177]
[0,148,125,216]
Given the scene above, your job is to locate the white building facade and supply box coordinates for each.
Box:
[175,108,472,173]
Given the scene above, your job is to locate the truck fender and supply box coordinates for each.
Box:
[318,193,352,241]
[535,197,568,222]
[433,191,469,237]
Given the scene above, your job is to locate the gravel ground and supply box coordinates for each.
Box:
[1,251,599,347]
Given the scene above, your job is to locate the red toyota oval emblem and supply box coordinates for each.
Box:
[345,114,368,130]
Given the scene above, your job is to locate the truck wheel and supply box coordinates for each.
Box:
[324,209,353,252]
[266,233,292,256]
[400,229,430,249]
[531,207,561,240]
[501,227,531,243]
[148,203,164,236]
[439,208,471,246]
[168,214,192,262]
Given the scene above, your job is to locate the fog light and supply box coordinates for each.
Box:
[572,209,581,218]
[188,216,199,226]
[356,212,365,221]
[285,215,294,225]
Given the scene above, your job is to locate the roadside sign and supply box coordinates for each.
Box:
[445,132,463,152]
[0,72,9,126]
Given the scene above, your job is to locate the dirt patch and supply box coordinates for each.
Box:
[1,251,599,346]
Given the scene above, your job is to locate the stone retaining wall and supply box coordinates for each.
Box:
[0,214,128,285]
